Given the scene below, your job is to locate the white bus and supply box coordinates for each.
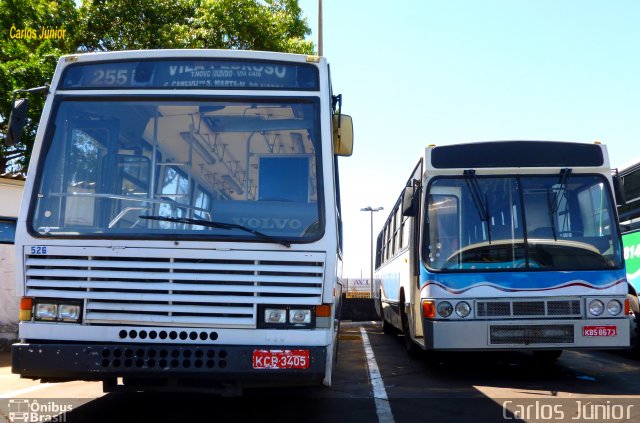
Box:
[375,141,629,360]
[6,49,353,393]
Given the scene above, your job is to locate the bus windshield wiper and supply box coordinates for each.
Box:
[547,168,572,241]
[139,215,291,248]
[464,170,492,243]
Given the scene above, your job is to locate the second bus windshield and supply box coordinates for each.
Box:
[31,98,323,242]
[425,175,622,271]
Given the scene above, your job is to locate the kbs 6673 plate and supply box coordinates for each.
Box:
[583,325,617,337]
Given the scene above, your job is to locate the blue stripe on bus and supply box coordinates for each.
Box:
[419,266,627,294]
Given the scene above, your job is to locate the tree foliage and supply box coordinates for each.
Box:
[0,0,80,172]
[1,0,314,173]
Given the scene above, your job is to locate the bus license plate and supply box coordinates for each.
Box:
[583,325,617,337]
[252,349,310,369]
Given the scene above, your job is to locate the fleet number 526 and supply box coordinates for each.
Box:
[30,246,47,255]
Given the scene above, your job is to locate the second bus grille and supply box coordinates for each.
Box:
[476,299,581,319]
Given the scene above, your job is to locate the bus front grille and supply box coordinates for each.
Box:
[476,299,581,319]
[24,246,325,328]
[489,324,575,345]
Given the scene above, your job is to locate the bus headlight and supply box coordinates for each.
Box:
[607,300,622,316]
[258,305,317,328]
[455,301,471,318]
[58,304,81,321]
[437,301,453,318]
[35,303,57,321]
[264,308,287,324]
[588,299,604,316]
[289,309,311,324]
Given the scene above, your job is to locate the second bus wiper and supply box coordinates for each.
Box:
[547,168,572,241]
[139,215,291,248]
[464,169,492,243]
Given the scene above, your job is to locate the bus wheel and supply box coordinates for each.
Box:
[401,306,423,359]
[380,298,395,335]
[533,350,562,363]
[382,317,395,335]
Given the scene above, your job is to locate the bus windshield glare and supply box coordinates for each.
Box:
[425,175,622,271]
[31,98,322,242]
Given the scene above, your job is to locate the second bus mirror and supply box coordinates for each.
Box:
[402,185,417,217]
[333,114,353,156]
[612,172,626,207]
[6,98,29,146]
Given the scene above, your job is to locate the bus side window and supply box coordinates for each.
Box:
[0,218,17,244]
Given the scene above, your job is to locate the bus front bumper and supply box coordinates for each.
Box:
[422,318,630,350]
[12,342,327,383]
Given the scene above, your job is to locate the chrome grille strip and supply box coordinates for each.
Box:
[26,269,322,284]
[26,280,322,295]
[23,290,321,305]
[25,258,322,274]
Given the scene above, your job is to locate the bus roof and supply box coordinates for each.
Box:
[59,49,323,65]
[425,140,607,170]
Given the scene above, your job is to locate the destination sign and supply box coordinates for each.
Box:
[60,59,319,90]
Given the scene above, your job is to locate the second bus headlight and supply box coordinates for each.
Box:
[455,301,471,318]
[588,299,604,316]
[607,300,622,316]
[437,301,453,318]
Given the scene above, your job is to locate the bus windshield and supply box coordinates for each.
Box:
[425,174,622,271]
[30,98,322,242]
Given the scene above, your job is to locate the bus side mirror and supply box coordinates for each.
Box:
[613,171,626,206]
[333,114,353,156]
[402,185,417,217]
[6,98,29,146]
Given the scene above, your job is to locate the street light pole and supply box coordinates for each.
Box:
[360,206,383,298]
[318,0,323,56]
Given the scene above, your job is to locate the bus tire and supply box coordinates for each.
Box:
[382,317,395,335]
[401,306,423,359]
[533,350,562,363]
[380,297,395,335]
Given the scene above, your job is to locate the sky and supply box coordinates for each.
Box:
[297,0,640,278]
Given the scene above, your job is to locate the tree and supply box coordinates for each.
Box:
[77,0,313,53]
[0,0,80,173]
[0,0,314,174]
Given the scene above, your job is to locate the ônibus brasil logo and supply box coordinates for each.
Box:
[8,399,72,422]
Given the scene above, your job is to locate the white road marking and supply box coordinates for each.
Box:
[0,383,55,398]
[360,327,395,423]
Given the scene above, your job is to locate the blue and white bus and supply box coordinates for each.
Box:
[375,141,628,360]
[7,49,353,393]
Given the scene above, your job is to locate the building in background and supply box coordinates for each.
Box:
[0,173,24,350]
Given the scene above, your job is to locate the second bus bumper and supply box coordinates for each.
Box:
[422,318,630,350]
